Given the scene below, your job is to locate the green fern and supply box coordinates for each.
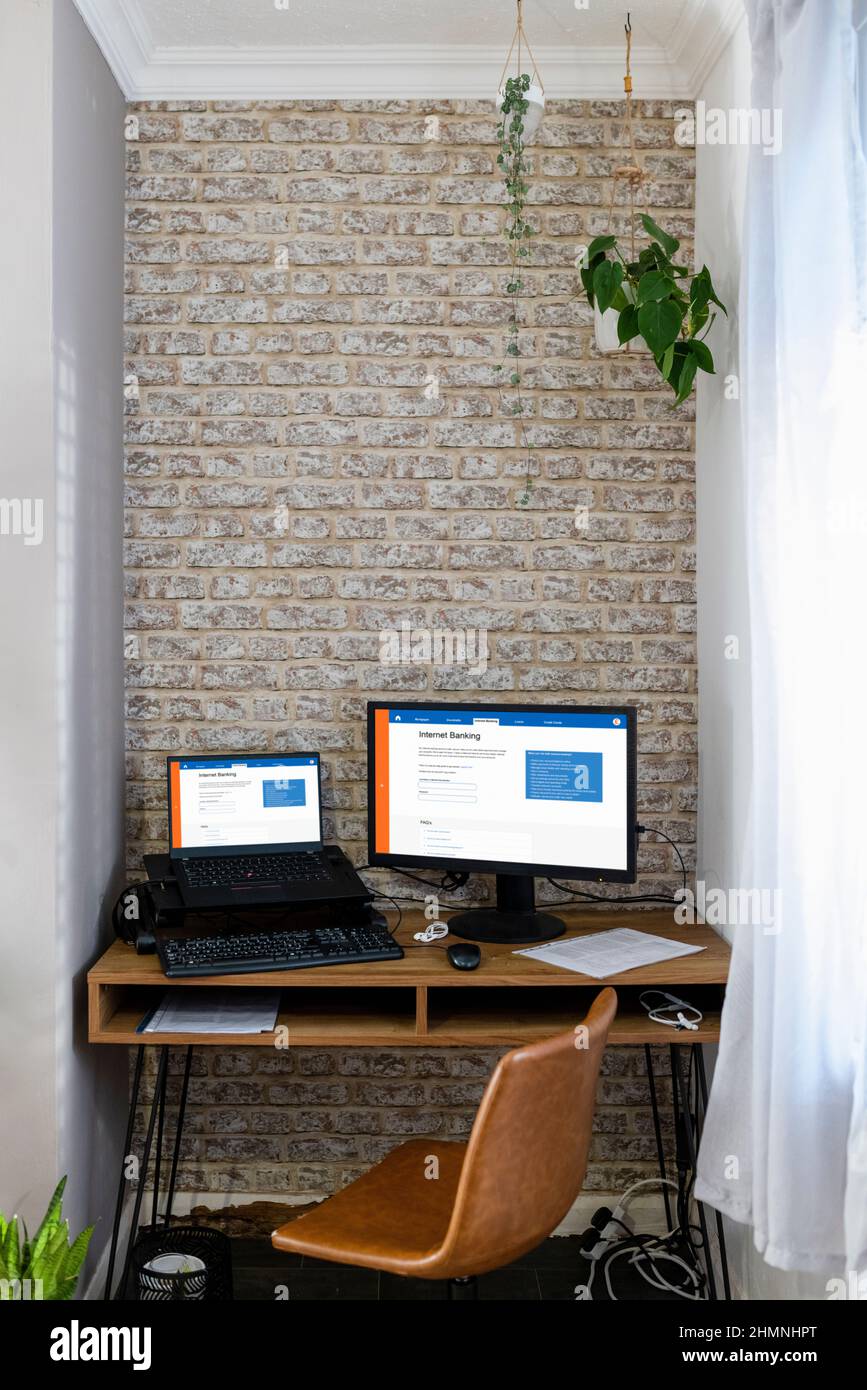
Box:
[0,1177,92,1300]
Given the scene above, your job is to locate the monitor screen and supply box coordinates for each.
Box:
[167,754,322,858]
[368,702,636,882]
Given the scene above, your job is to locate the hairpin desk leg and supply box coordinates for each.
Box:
[150,1049,169,1231]
[164,1046,193,1226]
[103,1046,145,1300]
[671,1044,721,1300]
[694,1044,732,1300]
[643,1043,674,1230]
[117,1046,168,1301]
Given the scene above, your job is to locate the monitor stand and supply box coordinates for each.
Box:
[446,874,566,946]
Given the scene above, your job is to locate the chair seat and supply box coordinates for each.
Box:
[271,992,617,1286]
[272,1139,467,1278]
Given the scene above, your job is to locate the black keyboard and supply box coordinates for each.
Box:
[183,852,330,888]
[159,921,403,977]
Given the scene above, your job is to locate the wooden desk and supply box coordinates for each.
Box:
[89,908,731,1302]
[88,908,728,1048]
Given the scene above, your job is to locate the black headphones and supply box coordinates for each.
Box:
[112,881,171,952]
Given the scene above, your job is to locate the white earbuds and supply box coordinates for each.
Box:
[639,990,703,1031]
[413,921,449,943]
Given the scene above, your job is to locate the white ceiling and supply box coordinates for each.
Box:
[130,0,695,49]
[74,0,744,100]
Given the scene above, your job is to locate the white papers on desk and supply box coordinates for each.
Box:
[514,928,705,978]
[141,989,281,1035]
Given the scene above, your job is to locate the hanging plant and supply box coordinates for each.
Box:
[577,214,728,406]
[575,14,727,405]
[495,73,537,505]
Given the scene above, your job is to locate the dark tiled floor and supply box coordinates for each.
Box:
[230,1234,604,1301]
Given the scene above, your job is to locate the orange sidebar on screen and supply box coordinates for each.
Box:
[373,708,389,853]
[169,761,182,849]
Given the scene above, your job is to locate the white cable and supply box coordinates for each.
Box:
[601,1229,703,1302]
[628,1233,704,1299]
[639,989,703,1031]
[574,1176,706,1301]
[637,1245,703,1298]
[612,1175,680,1226]
[609,1243,703,1302]
[413,921,448,943]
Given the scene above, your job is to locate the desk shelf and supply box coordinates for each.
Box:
[91,985,421,1047]
[88,911,728,1048]
[90,985,723,1048]
[424,985,723,1046]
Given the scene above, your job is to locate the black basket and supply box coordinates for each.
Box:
[132,1226,233,1301]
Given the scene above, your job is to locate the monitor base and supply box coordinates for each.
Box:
[446,907,566,946]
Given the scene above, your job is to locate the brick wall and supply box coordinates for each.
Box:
[136,1042,673,1205]
[124,97,694,1201]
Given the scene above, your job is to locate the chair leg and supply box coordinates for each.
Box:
[447,1275,478,1300]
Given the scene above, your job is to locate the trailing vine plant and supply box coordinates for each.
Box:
[579,214,728,406]
[495,74,536,505]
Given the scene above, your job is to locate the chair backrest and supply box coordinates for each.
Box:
[438,988,617,1276]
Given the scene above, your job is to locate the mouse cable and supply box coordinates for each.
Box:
[368,891,403,936]
[355,864,470,894]
[371,891,472,913]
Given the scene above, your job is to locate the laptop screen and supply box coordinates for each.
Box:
[167,755,323,858]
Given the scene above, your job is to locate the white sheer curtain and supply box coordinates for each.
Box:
[695,0,867,1275]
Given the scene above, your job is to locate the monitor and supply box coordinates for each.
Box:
[367,701,637,944]
[167,754,323,858]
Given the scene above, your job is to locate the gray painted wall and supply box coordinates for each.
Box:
[0,0,125,1275]
[0,0,59,1225]
[52,0,127,1263]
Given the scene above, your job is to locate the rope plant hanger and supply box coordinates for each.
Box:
[577,11,728,397]
[495,0,545,504]
[591,12,646,352]
[606,14,644,264]
[497,0,545,127]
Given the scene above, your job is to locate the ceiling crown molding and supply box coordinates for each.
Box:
[123,44,687,103]
[670,0,746,94]
[74,0,743,102]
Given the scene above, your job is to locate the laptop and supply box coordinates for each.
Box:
[166,753,370,910]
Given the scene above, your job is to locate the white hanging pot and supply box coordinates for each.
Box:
[497,82,545,143]
[593,304,651,355]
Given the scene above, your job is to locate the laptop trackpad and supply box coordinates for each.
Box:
[231,884,287,902]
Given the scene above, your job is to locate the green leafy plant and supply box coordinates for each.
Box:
[579,213,727,406]
[0,1176,93,1300]
[495,74,537,503]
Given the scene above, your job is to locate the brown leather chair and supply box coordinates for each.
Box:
[272,988,617,1296]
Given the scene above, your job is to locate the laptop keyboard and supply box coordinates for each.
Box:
[183,852,330,888]
[160,921,403,977]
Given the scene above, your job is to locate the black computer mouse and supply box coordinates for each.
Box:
[447,942,481,971]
